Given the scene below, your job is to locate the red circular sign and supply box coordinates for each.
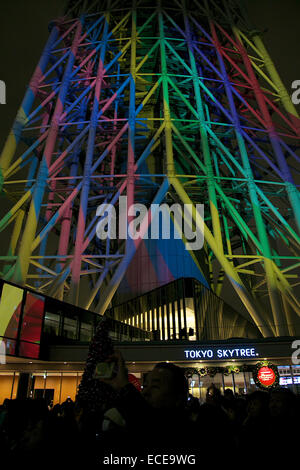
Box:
[257,366,276,387]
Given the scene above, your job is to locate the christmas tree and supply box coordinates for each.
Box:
[77,318,116,414]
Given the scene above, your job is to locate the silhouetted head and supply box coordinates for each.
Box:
[2,398,10,409]
[206,384,221,405]
[224,388,234,401]
[246,391,269,418]
[269,388,297,419]
[142,362,188,410]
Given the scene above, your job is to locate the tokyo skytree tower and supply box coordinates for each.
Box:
[0,0,299,338]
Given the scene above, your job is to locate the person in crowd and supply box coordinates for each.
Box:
[186,394,201,422]
[233,396,247,427]
[1,368,299,468]
[0,398,9,428]
[196,384,236,452]
[238,390,270,452]
[267,387,300,448]
[98,352,201,460]
[49,403,62,418]
[244,390,269,425]
[223,388,235,403]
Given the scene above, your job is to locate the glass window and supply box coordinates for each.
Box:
[44,373,62,405]
[223,372,234,392]
[233,372,247,395]
[0,372,19,403]
[199,374,223,403]
[32,373,47,400]
[189,374,200,399]
[19,292,45,358]
[185,298,196,340]
[44,312,60,336]
[243,371,253,393]
[79,311,93,342]
[60,373,78,402]
[0,337,17,356]
[19,342,40,359]
[292,365,300,375]
[80,322,93,341]
[0,283,23,341]
[278,365,291,375]
[62,317,78,340]
[174,301,179,338]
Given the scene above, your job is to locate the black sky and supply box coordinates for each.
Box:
[1,1,300,143]
[1,0,300,143]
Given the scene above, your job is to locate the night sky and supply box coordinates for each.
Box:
[0,0,300,143]
[0,0,299,315]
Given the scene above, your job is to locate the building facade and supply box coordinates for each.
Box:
[0,279,299,404]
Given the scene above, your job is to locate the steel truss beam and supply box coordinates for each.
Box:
[0,0,299,337]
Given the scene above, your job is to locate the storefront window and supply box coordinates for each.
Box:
[278,365,300,394]
[223,372,234,392]
[291,365,300,394]
[188,374,200,399]
[196,373,225,402]
[31,371,81,405]
[44,373,62,404]
[0,372,19,403]
[233,372,247,394]
[60,372,77,402]
[243,371,254,393]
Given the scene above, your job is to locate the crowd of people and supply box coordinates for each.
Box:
[0,356,299,467]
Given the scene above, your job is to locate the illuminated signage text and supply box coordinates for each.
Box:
[184,347,258,360]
